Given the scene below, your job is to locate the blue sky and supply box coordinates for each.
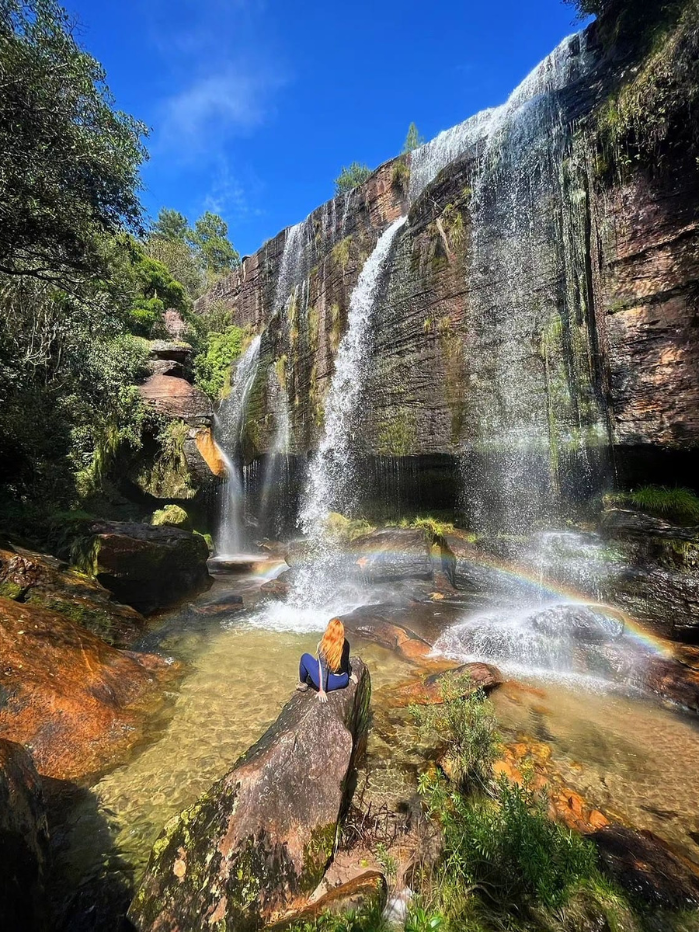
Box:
[69,0,587,257]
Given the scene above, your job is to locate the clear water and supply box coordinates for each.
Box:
[53,566,699,916]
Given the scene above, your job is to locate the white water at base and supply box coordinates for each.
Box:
[215,336,261,555]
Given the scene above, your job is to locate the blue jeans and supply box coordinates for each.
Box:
[299,652,349,691]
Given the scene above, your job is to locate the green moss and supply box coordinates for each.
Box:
[302,823,337,892]
[308,304,320,352]
[326,512,376,543]
[377,409,416,456]
[28,594,119,641]
[194,530,214,553]
[331,236,352,271]
[275,354,288,393]
[617,485,699,525]
[0,581,23,600]
[151,504,190,528]
[391,158,410,190]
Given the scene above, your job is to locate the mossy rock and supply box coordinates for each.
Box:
[129,662,371,931]
[150,505,191,529]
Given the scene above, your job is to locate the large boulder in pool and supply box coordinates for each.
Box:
[351,528,433,583]
[75,520,211,614]
[129,660,371,932]
[0,596,179,781]
[0,739,50,931]
[0,542,144,646]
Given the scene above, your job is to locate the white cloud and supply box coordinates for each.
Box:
[158,64,285,157]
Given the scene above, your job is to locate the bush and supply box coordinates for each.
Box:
[629,485,699,525]
[193,326,246,400]
[412,674,500,790]
[334,162,373,195]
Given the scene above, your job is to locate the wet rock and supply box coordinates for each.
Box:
[351,528,433,583]
[0,739,50,931]
[260,573,291,598]
[600,509,699,642]
[189,592,244,616]
[0,597,178,781]
[592,825,699,909]
[0,543,144,647]
[269,870,386,930]
[530,605,625,643]
[386,662,502,707]
[340,606,434,664]
[76,520,211,615]
[129,660,371,931]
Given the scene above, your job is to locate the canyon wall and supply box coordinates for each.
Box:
[195,8,699,507]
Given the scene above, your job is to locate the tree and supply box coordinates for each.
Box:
[402,122,425,153]
[189,211,240,276]
[334,161,373,195]
[0,0,146,289]
[151,208,189,243]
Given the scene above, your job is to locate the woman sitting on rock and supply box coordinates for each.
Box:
[298,617,356,702]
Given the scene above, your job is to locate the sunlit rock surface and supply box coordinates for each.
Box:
[130,661,370,932]
[0,597,177,781]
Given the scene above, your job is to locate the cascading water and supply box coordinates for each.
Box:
[259,366,292,536]
[298,216,408,544]
[215,335,261,555]
[250,216,407,630]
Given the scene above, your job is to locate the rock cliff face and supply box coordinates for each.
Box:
[195,6,699,520]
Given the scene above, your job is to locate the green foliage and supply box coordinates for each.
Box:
[334,161,373,195]
[122,239,189,336]
[627,485,699,525]
[284,901,388,932]
[403,122,425,153]
[402,515,456,542]
[151,504,190,529]
[413,674,500,790]
[151,208,189,242]
[405,904,445,932]
[325,512,377,543]
[392,158,411,189]
[193,326,246,400]
[190,211,240,275]
[0,0,146,287]
[145,235,204,302]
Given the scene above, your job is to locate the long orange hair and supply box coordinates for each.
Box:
[319,618,345,672]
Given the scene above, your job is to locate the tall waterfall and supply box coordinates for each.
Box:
[299,216,408,541]
[215,335,261,555]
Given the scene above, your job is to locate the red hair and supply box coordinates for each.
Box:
[319,617,344,672]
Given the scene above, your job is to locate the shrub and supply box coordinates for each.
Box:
[334,162,373,195]
[392,159,411,189]
[193,326,246,400]
[629,485,699,525]
[412,673,500,791]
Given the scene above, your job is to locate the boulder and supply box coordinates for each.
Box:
[138,374,212,426]
[592,825,699,909]
[530,605,625,643]
[351,528,433,583]
[129,660,371,932]
[0,739,50,931]
[150,504,191,529]
[0,597,178,781]
[386,662,503,707]
[0,543,144,647]
[76,520,211,614]
[149,340,194,364]
[189,592,244,617]
[340,606,434,664]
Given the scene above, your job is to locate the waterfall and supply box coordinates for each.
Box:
[461,30,605,534]
[215,335,261,555]
[259,366,292,536]
[298,216,408,543]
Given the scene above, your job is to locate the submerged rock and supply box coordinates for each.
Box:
[130,660,371,932]
[0,543,144,646]
[593,825,699,909]
[385,661,503,707]
[0,597,178,781]
[75,520,211,614]
[0,739,50,931]
[340,606,434,664]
